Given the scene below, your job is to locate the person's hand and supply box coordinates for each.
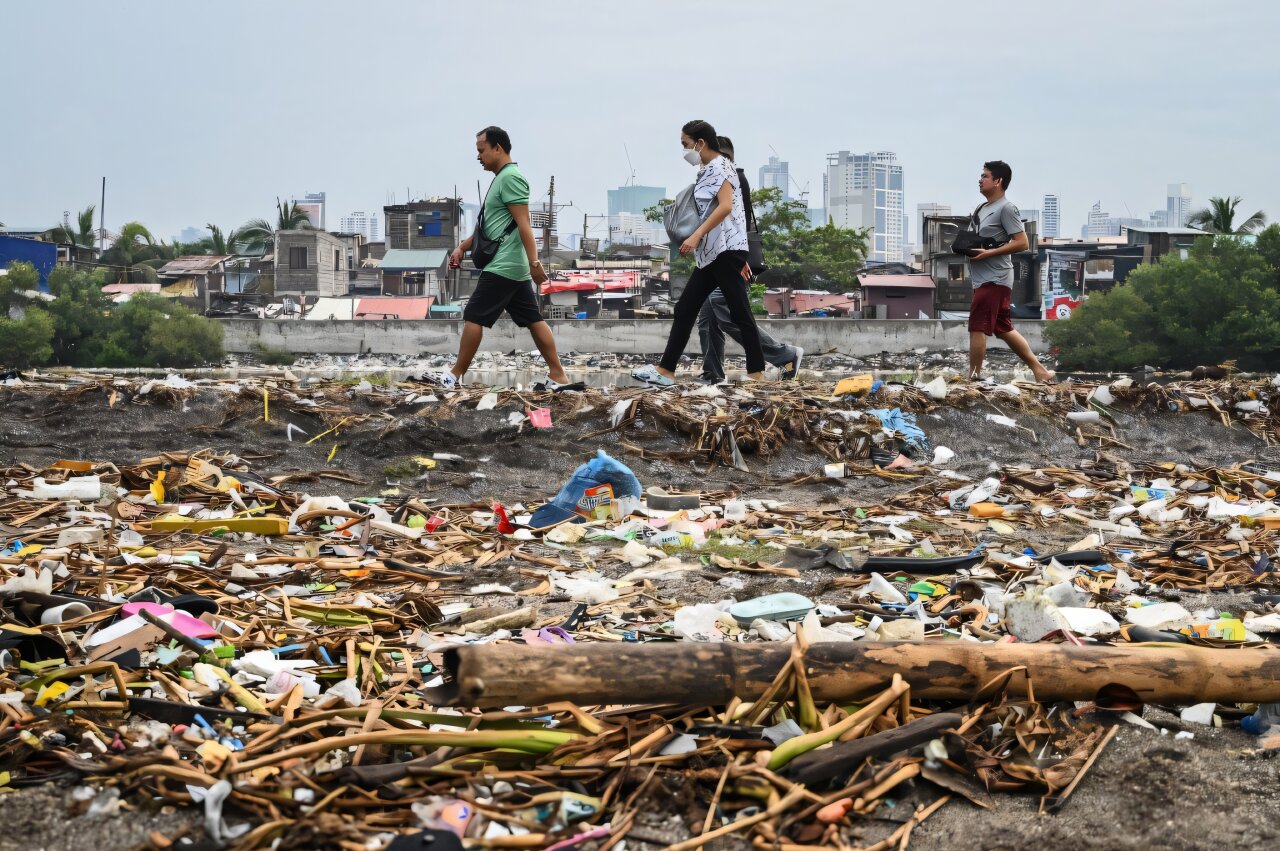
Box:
[969,248,995,262]
[739,262,751,282]
[449,246,464,269]
[680,234,699,255]
[530,260,548,285]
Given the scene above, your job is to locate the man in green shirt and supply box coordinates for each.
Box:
[443,126,570,389]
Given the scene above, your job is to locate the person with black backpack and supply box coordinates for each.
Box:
[695,136,803,382]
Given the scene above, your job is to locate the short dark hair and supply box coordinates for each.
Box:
[477,126,512,153]
[716,136,735,158]
[682,120,720,152]
[984,160,1012,190]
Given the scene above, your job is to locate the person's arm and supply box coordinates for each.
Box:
[681,178,735,255]
[509,203,547,284]
[971,231,1028,261]
[448,233,474,268]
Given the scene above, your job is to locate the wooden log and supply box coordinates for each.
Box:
[435,641,1280,708]
[785,712,963,788]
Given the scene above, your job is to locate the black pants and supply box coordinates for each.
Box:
[660,251,764,374]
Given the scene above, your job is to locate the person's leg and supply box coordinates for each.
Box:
[711,291,795,370]
[527,321,569,383]
[997,329,1055,381]
[452,322,484,380]
[456,274,510,380]
[658,265,717,376]
[967,284,997,379]
[697,297,727,381]
[968,332,987,379]
[505,279,570,383]
[710,257,766,376]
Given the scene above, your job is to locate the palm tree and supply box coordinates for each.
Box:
[46,205,98,256]
[200,223,252,255]
[1186,196,1267,235]
[236,198,312,255]
[99,221,158,282]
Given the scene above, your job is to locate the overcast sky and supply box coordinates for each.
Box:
[3,0,1277,244]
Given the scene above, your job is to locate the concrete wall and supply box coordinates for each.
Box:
[222,318,1048,356]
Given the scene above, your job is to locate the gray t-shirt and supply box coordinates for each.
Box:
[968,197,1024,288]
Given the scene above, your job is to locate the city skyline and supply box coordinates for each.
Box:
[3,1,1276,249]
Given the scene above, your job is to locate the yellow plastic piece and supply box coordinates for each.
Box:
[834,374,874,397]
[149,515,289,535]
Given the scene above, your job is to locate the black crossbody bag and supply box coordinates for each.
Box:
[952,202,1009,256]
[470,164,519,270]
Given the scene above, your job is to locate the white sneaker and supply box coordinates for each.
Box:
[437,371,460,390]
[631,364,675,387]
[533,375,567,391]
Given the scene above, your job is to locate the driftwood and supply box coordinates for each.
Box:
[785,712,963,788]
[435,641,1280,708]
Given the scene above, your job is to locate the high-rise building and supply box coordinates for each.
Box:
[1085,201,1147,238]
[758,156,790,201]
[1042,194,1060,238]
[1149,209,1169,228]
[607,185,666,217]
[293,191,326,229]
[338,212,381,242]
[916,203,951,246]
[825,150,904,263]
[606,212,665,246]
[178,226,204,245]
[1166,183,1192,228]
[1022,209,1041,231]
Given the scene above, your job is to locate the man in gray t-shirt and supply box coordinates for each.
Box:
[968,197,1023,287]
[963,160,1055,383]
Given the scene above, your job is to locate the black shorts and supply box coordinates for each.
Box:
[462,272,545,328]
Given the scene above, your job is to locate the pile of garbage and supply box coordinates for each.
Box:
[2,369,1280,849]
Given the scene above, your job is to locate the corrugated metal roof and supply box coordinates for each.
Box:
[857,274,936,289]
[379,249,448,271]
[158,255,231,274]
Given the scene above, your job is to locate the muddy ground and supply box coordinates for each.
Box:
[3,365,1280,850]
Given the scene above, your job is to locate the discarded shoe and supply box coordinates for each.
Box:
[631,364,675,387]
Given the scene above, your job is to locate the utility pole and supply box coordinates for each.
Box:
[544,176,554,268]
[99,177,106,254]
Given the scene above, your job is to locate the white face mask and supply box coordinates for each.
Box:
[683,146,702,166]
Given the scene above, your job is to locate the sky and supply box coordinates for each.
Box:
[2,0,1278,246]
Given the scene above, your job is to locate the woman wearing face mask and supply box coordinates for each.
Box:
[632,120,765,386]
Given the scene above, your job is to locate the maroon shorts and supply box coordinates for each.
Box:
[968,283,1013,336]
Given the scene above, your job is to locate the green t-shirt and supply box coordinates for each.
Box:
[481,163,531,281]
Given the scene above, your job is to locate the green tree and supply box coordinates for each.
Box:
[751,187,868,291]
[0,308,55,369]
[1047,236,1280,370]
[44,265,113,364]
[1186,196,1267,235]
[0,261,40,314]
[200,223,248,255]
[95,293,222,367]
[1254,223,1280,290]
[46,204,97,253]
[147,309,225,367]
[236,199,313,255]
